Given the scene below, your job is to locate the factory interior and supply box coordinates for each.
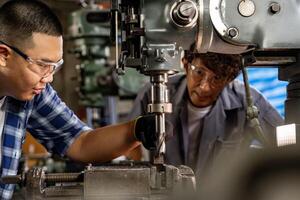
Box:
[0,0,300,199]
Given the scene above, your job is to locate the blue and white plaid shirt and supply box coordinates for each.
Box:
[0,84,91,199]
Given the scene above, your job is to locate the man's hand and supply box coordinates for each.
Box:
[134,114,173,151]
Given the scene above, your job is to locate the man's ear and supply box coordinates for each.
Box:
[0,45,9,67]
[182,58,188,72]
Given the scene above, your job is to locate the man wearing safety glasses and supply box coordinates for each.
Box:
[128,46,284,180]
[0,1,156,199]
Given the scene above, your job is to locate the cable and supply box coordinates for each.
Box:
[241,55,270,147]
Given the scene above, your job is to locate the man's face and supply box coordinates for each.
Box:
[0,33,63,101]
[185,57,229,108]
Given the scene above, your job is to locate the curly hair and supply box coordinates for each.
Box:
[184,51,242,82]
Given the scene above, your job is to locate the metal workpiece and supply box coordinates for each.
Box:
[6,163,195,199]
[86,164,195,199]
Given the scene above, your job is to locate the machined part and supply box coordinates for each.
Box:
[141,45,183,75]
[196,0,215,53]
[210,0,227,37]
[44,172,83,183]
[147,74,171,164]
[1,174,24,184]
[238,0,256,17]
[149,75,169,105]
[195,0,248,53]
[143,0,197,51]
[170,0,199,28]
[154,113,167,164]
[269,2,281,14]
[147,103,172,113]
[26,168,46,199]
[227,27,239,38]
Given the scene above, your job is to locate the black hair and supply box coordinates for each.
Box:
[0,0,63,47]
[184,44,242,81]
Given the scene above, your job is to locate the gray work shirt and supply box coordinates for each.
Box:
[128,74,284,178]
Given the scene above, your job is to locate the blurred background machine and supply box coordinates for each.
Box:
[68,0,148,127]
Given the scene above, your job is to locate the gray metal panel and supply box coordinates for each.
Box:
[211,0,300,49]
[143,0,197,50]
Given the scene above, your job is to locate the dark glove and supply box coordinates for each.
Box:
[134,114,173,151]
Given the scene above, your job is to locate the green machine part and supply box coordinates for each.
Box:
[68,3,148,108]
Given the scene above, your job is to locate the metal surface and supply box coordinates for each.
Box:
[210,0,300,49]
[170,0,199,28]
[3,163,195,199]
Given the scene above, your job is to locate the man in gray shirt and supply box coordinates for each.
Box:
[128,50,284,179]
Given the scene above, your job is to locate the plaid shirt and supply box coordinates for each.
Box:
[0,84,91,199]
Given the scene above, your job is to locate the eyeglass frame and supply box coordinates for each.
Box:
[0,40,64,78]
[188,63,228,87]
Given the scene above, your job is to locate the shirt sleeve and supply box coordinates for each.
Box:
[27,84,91,156]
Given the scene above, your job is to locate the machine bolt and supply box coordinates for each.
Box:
[178,2,196,19]
[171,0,198,27]
[238,0,256,17]
[270,3,280,14]
[227,27,238,38]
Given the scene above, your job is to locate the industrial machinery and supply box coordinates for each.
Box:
[68,0,148,127]
[6,162,195,199]
[111,0,300,151]
[5,1,196,199]
[111,0,188,164]
[5,0,300,199]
